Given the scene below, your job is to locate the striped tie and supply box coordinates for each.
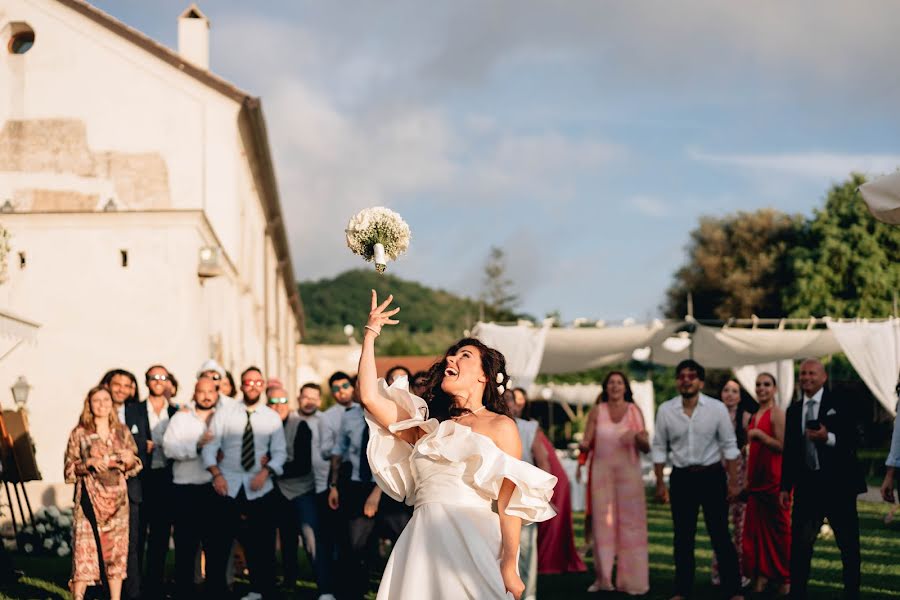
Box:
[241,410,255,471]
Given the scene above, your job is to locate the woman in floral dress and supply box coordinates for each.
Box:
[64,385,141,600]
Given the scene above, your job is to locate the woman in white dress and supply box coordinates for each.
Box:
[358,291,558,600]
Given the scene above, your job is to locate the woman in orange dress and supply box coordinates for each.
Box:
[579,371,650,595]
[742,373,790,595]
[65,385,142,600]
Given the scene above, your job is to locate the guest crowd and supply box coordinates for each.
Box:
[60,353,876,599]
[576,358,866,600]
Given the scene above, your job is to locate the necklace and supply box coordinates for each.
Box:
[453,404,487,419]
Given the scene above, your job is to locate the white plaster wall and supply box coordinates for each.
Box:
[0,0,245,265]
[0,1,302,506]
[0,211,296,496]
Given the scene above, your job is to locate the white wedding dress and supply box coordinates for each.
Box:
[366,379,558,600]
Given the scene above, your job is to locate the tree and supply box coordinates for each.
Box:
[480,246,520,321]
[663,209,803,319]
[782,174,900,318]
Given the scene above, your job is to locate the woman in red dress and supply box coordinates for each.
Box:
[742,372,791,596]
[536,431,586,575]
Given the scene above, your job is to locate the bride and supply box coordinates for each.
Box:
[357,291,558,600]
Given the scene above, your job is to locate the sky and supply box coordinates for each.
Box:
[92,1,900,322]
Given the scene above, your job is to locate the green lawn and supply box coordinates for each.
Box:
[2,497,899,599]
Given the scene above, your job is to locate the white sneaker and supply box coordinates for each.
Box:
[241,593,263,600]
[318,595,338,600]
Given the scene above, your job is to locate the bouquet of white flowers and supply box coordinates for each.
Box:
[345,207,411,273]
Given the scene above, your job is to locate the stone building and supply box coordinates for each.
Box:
[0,0,303,492]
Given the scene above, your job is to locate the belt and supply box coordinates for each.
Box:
[675,463,722,474]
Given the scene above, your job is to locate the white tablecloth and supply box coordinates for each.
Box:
[559,455,585,512]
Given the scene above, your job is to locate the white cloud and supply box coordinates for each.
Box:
[629,195,671,218]
[466,132,623,201]
[688,149,900,180]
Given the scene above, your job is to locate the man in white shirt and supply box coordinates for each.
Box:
[162,377,219,598]
[140,364,179,598]
[197,358,236,411]
[203,366,286,599]
[652,360,743,600]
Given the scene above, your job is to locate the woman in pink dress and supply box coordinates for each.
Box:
[742,372,790,595]
[579,371,649,595]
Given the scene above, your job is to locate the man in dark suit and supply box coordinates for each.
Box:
[102,369,150,600]
[780,359,865,599]
[140,365,180,598]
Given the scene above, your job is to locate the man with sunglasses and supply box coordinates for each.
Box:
[203,366,286,599]
[652,360,743,600]
[266,386,301,588]
[141,365,180,598]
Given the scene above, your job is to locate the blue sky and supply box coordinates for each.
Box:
[92,1,900,322]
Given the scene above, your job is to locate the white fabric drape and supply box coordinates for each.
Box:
[733,360,795,409]
[538,320,677,373]
[826,319,900,415]
[472,322,549,390]
[525,380,655,439]
[859,170,900,224]
[649,324,842,368]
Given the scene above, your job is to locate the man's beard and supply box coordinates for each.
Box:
[299,406,317,416]
[244,395,261,405]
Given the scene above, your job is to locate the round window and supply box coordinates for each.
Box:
[9,31,35,54]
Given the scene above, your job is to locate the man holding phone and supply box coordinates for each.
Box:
[780,359,865,599]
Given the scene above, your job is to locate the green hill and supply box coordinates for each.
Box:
[298,269,484,355]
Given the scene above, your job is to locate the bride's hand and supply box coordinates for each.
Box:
[500,561,525,600]
[366,290,400,336]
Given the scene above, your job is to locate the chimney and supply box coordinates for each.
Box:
[177,4,210,70]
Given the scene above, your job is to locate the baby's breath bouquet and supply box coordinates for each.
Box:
[345,207,411,273]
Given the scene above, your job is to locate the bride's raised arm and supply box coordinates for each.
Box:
[357,290,419,443]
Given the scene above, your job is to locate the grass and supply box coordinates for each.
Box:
[2,496,899,599]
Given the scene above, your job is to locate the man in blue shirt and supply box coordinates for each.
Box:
[327,376,409,599]
[204,366,286,599]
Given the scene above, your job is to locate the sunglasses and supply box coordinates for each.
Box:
[268,397,289,405]
[204,373,222,381]
[331,382,352,393]
[243,380,265,388]
[148,375,169,382]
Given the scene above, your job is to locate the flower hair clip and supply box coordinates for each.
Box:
[496,372,511,395]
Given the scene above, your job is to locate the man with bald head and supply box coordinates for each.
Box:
[162,378,220,598]
[780,359,865,599]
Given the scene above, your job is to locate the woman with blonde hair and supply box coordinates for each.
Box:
[64,385,142,600]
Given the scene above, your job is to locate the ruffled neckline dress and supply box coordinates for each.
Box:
[366,379,558,600]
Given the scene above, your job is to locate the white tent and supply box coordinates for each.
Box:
[475,318,900,415]
[526,380,656,440]
[859,171,900,224]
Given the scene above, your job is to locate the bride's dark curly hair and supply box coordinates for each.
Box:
[420,338,512,422]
